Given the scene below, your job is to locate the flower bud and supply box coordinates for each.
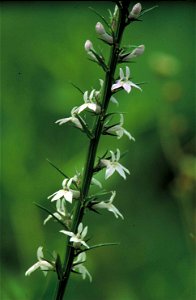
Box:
[121,45,145,61]
[95,22,106,35]
[131,44,145,56]
[95,22,113,45]
[129,3,142,19]
[84,40,93,52]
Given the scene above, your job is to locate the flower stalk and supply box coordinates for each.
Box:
[25,2,155,299]
[55,5,127,299]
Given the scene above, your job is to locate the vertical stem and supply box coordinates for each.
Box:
[55,4,129,299]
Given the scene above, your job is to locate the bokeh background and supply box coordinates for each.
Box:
[1,1,195,300]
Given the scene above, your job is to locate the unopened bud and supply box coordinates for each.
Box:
[95,22,113,45]
[121,45,145,61]
[129,3,142,19]
[95,22,106,35]
[131,44,145,56]
[84,40,93,52]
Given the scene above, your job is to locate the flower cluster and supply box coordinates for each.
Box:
[25,2,148,294]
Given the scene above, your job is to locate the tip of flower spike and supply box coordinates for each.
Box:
[129,3,142,19]
[84,40,93,52]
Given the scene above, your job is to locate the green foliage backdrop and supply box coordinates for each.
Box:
[1,1,195,299]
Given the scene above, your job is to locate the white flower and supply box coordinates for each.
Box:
[48,177,80,204]
[111,66,142,94]
[25,247,54,277]
[105,114,135,141]
[73,252,92,282]
[55,107,82,129]
[92,191,124,219]
[95,22,113,44]
[43,199,72,226]
[60,223,89,249]
[100,149,130,180]
[75,90,101,114]
[129,3,142,19]
[121,45,145,61]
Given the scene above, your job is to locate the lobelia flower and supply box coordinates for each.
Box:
[111,66,142,94]
[48,177,80,204]
[128,3,142,19]
[55,107,83,129]
[72,252,92,282]
[100,148,130,180]
[75,90,101,114]
[92,191,124,219]
[43,199,72,227]
[95,22,113,45]
[105,114,135,141]
[25,247,55,277]
[120,45,145,62]
[60,222,89,249]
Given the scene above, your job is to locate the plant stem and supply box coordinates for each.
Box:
[55,4,128,299]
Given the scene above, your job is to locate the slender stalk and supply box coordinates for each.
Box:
[55,4,129,299]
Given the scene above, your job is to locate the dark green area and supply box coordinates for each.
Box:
[1,1,195,300]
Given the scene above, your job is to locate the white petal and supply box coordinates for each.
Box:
[123,82,131,93]
[109,191,116,203]
[116,165,126,179]
[110,150,115,162]
[83,91,88,102]
[81,240,90,249]
[105,166,115,179]
[60,230,74,237]
[37,247,44,261]
[119,68,124,79]
[55,117,71,125]
[108,205,124,219]
[91,177,102,188]
[126,66,130,79]
[43,215,53,225]
[81,226,88,239]
[124,129,135,141]
[130,81,142,91]
[77,104,89,114]
[116,149,121,161]
[78,223,83,235]
[49,190,65,202]
[110,96,119,105]
[64,191,73,203]
[111,81,122,91]
[25,261,41,276]
[122,165,130,175]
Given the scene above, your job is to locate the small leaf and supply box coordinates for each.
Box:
[140,5,158,17]
[70,82,84,95]
[89,7,110,28]
[79,242,119,254]
[46,159,69,179]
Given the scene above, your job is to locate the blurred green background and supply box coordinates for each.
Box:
[1,1,195,300]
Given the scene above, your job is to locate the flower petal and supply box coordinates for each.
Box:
[116,165,127,179]
[123,82,131,93]
[25,261,41,276]
[105,166,115,179]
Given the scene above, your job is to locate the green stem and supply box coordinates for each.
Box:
[55,4,128,299]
